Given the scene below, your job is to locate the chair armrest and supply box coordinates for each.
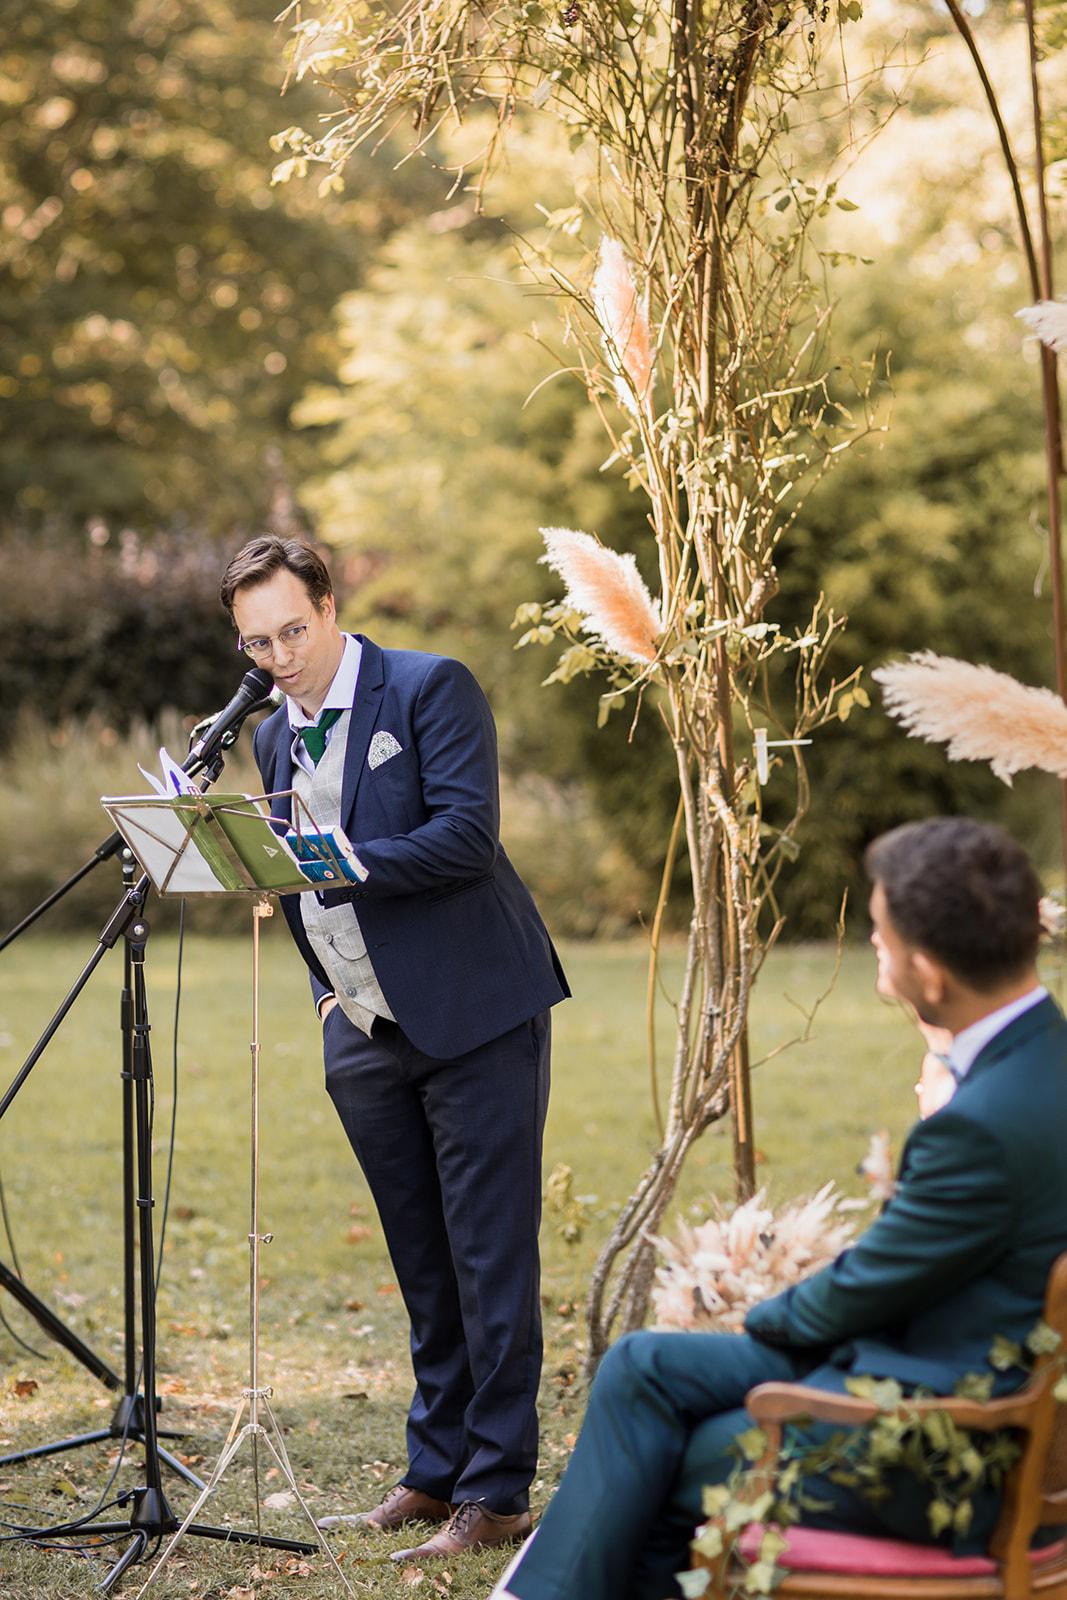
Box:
[746,1380,1040,1433]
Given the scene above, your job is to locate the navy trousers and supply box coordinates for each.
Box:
[322,1004,550,1514]
[505,1330,917,1600]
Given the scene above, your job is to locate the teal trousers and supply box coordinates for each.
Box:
[505,1330,916,1600]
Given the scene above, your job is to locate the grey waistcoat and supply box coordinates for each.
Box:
[290,710,395,1035]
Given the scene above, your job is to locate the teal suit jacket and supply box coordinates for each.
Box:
[746,996,1067,1395]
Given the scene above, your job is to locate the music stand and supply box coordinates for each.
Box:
[97,789,362,1595]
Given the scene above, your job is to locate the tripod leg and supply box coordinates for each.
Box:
[0,1261,122,1391]
[0,1429,114,1468]
[155,1444,207,1492]
[97,1528,148,1596]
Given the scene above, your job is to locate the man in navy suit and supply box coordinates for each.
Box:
[219,535,569,1558]
[491,818,1067,1600]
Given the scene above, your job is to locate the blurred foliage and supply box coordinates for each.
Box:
[0,0,440,537]
[3,2,1067,943]
[0,532,249,740]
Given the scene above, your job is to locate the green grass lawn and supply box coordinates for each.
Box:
[0,926,922,1598]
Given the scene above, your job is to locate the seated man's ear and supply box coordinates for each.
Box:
[912,949,948,1011]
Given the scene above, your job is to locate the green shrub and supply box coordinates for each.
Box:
[0,532,243,743]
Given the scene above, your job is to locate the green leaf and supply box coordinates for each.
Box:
[954,1373,994,1401]
[922,1411,954,1452]
[597,693,624,728]
[835,198,860,212]
[543,644,599,686]
[726,1490,772,1530]
[928,1499,953,1536]
[702,1485,731,1516]
[511,601,544,628]
[774,193,792,212]
[989,1335,1024,1372]
[759,1528,790,1561]
[691,1523,724,1562]
[954,1500,973,1536]
[845,1375,903,1410]
[514,625,557,650]
[743,1560,777,1595]
[1026,1320,1062,1357]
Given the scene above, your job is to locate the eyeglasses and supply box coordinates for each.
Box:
[237,621,312,661]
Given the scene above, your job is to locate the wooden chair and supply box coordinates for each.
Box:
[696,1253,1067,1599]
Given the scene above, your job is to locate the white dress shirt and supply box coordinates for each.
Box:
[947,986,1048,1083]
[287,632,362,776]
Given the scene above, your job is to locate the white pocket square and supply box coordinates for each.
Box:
[368,730,404,770]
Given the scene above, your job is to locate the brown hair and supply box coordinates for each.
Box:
[865,818,1042,992]
[219,535,333,616]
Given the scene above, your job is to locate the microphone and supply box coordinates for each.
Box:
[188,667,279,761]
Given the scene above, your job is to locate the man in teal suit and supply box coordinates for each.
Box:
[495,818,1067,1600]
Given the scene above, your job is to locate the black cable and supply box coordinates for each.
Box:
[0,1301,50,1362]
[0,1164,24,1278]
[154,899,185,1299]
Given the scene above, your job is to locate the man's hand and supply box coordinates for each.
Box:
[319,996,339,1023]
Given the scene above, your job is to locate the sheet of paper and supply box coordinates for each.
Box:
[158,747,199,796]
[136,765,168,797]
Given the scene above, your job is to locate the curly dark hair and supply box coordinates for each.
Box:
[219,535,333,616]
[865,818,1042,992]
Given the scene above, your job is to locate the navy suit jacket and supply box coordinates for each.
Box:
[252,636,570,1060]
[746,996,1067,1396]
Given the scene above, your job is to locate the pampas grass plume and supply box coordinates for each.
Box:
[541,526,662,664]
[1017,300,1067,353]
[592,237,653,414]
[875,652,1067,784]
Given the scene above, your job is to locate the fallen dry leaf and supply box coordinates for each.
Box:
[347,1225,372,1244]
[12,1379,38,1398]
[399,1565,425,1586]
[283,1558,313,1576]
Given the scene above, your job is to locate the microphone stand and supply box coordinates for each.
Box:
[0,831,125,954]
[0,696,313,1590]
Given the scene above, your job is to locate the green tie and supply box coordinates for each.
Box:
[298,707,343,765]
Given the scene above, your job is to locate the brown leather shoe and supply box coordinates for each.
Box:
[391,1499,533,1560]
[317,1482,453,1531]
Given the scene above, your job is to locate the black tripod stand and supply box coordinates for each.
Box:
[0,675,314,1589]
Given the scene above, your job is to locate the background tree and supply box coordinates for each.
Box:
[0,0,440,538]
[273,0,903,1363]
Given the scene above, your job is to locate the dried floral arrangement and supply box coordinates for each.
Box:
[652,1184,860,1334]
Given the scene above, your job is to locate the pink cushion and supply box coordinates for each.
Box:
[736,1524,1067,1577]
